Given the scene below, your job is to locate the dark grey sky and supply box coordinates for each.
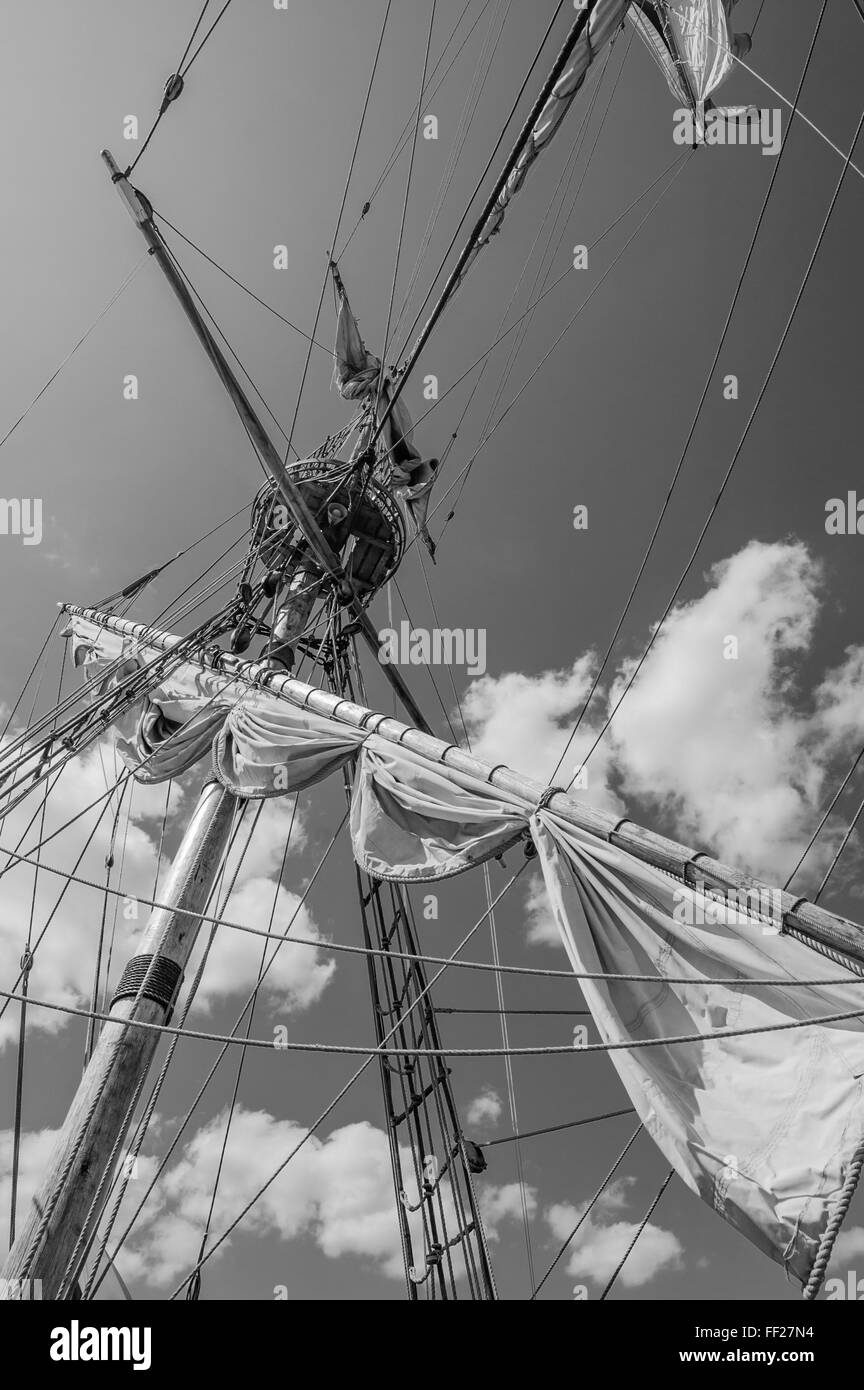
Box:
[2,0,864,1301]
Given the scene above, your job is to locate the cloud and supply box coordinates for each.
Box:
[187,877,335,1015]
[461,542,864,905]
[479,1181,538,1242]
[0,739,181,1049]
[461,656,623,817]
[1,1112,547,1290]
[544,1178,682,1290]
[0,735,329,1051]
[466,1087,503,1128]
[523,873,563,949]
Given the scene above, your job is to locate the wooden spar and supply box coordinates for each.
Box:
[0,780,238,1299]
[66,605,864,970]
[99,149,432,737]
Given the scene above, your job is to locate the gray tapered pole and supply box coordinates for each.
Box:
[100,149,431,736]
[1,779,238,1299]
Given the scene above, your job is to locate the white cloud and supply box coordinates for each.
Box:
[480,1181,537,1241]
[187,877,335,1015]
[0,740,180,1049]
[461,656,623,817]
[0,737,329,1050]
[466,1087,503,1128]
[461,542,864,899]
[545,1178,682,1290]
[523,872,564,949]
[1,1113,549,1290]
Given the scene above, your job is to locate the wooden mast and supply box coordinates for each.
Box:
[1,779,239,1299]
[99,149,431,736]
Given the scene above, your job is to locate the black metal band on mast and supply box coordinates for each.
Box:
[372,0,602,446]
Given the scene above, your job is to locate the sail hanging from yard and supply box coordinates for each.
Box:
[331,263,438,558]
[68,607,864,1290]
[628,2,752,125]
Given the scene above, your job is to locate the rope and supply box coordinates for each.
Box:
[389,0,512,350]
[550,0,830,783]
[5,986,864,1058]
[186,798,287,1298]
[785,743,864,890]
[86,803,346,1298]
[480,1106,635,1148]
[813,790,864,905]
[164,863,527,1300]
[83,783,128,1067]
[460,23,631,474]
[531,1124,643,1297]
[77,801,265,1301]
[0,614,60,750]
[5,840,864,988]
[375,0,438,421]
[484,859,536,1291]
[182,0,233,76]
[440,1006,591,1015]
[150,208,332,356]
[802,1136,864,1300]
[426,152,694,546]
[282,0,395,463]
[572,96,864,779]
[337,0,489,259]
[434,39,618,541]
[387,0,570,377]
[0,256,148,454]
[598,1167,674,1300]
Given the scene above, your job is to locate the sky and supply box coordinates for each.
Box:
[2,0,864,1302]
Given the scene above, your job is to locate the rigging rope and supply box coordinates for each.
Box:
[440,29,629,533]
[163,863,527,1300]
[531,1124,643,1298]
[150,208,332,357]
[186,797,286,1299]
[389,0,513,351]
[7,839,864,989]
[338,0,489,260]
[480,1107,635,1148]
[813,790,864,907]
[426,151,693,545]
[549,0,830,784]
[784,743,864,892]
[58,799,253,1299]
[386,0,571,377]
[0,256,149,455]
[77,800,265,1301]
[569,97,864,781]
[5,987,864,1058]
[86,802,346,1298]
[598,1166,674,1300]
[282,0,395,463]
[375,0,439,422]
